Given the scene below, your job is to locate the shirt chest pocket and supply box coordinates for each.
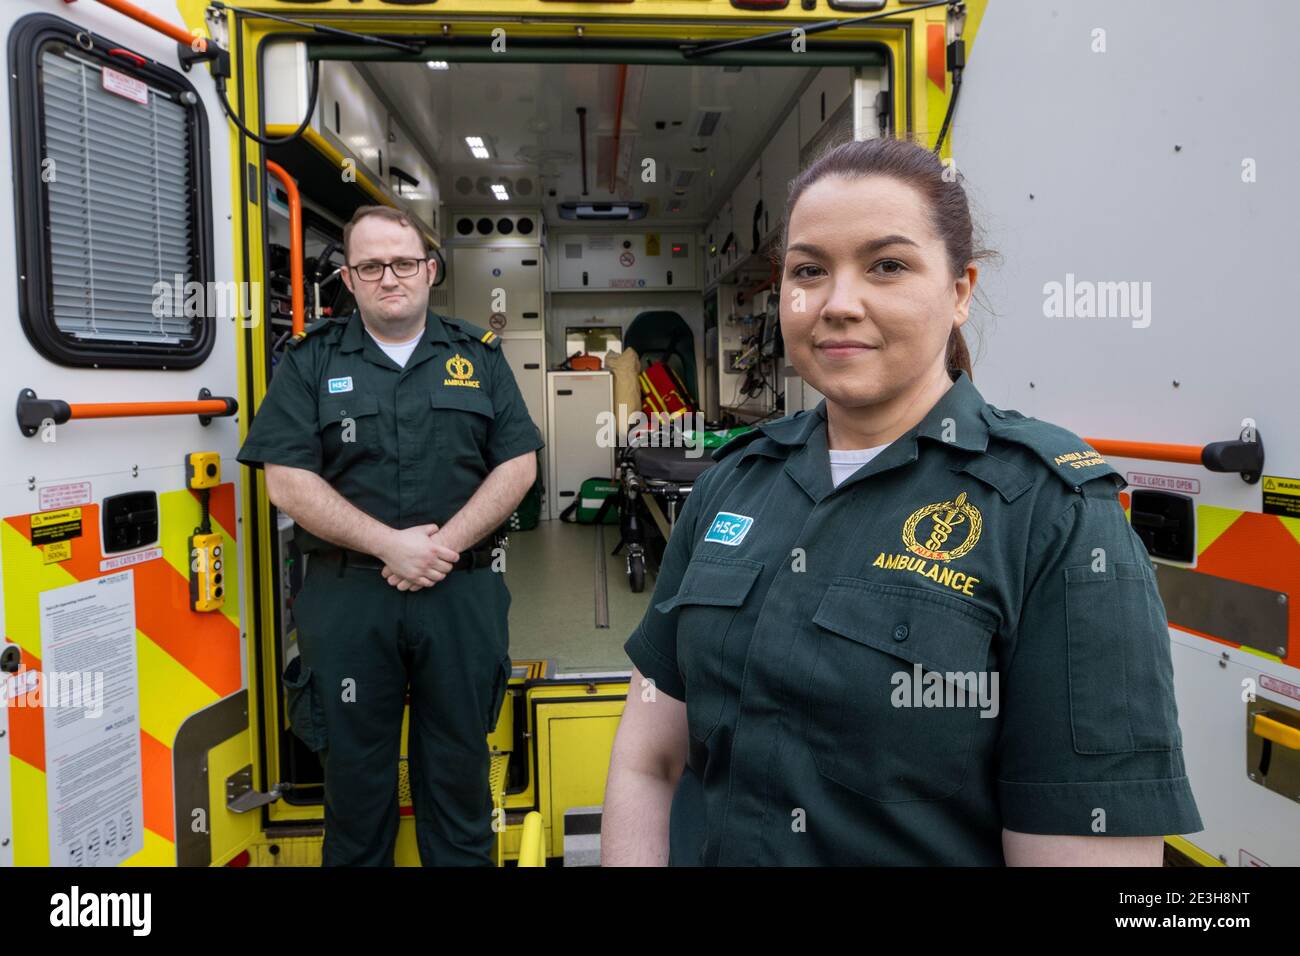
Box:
[430,388,494,460]
[654,554,763,744]
[806,577,998,803]
[317,393,381,466]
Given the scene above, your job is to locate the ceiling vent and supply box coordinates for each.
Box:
[557,202,649,221]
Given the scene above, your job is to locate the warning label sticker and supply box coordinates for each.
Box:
[42,541,72,564]
[30,507,83,545]
[1262,475,1300,518]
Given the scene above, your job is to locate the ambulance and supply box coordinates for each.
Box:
[0,0,1294,868]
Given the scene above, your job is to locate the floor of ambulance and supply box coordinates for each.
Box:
[502,519,650,676]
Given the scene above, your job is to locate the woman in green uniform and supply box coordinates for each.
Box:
[602,137,1201,866]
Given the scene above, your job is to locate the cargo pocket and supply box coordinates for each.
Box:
[1065,561,1179,754]
[653,553,763,743]
[431,388,494,464]
[282,656,327,753]
[317,393,380,465]
[485,655,512,735]
[807,577,998,802]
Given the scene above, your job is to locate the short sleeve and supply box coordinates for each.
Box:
[996,487,1203,837]
[622,462,715,702]
[484,347,544,469]
[236,349,323,472]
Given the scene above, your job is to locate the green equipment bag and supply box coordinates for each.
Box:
[559,476,620,524]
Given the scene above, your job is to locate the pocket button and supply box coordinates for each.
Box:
[893,624,909,642]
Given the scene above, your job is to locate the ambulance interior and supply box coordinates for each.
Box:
[262,54,879,668]
[255,48,884,815]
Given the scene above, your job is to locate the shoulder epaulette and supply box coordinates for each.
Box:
[984,408,1124,492]
[288,315,345,349]
[445,315,501,349]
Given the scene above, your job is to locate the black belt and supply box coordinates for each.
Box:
[315,542,497,573]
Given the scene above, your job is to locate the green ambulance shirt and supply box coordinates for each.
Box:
[236,310,544,553]
[625,370,1202,865]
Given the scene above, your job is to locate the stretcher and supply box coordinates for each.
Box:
[609,428,751,592]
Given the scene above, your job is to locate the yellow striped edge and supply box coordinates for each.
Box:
[1166,835,1223,866]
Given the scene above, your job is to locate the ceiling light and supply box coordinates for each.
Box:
[465,136,490,159]
[491,184,509,201]
[426,61,450,70]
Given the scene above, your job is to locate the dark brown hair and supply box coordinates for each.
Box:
[781,137,990,380]
[342,205,429,260]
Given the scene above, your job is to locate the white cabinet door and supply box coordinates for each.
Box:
[760,109,800,240]
[798,67,854,148]
[451,246,543,333]
[546,371,615,519]
[732,158,762,259]
[499,336,546,444]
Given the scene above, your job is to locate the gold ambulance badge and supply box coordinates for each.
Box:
[901,491,983,562]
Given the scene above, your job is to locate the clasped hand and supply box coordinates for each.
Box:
[379,524,459,591]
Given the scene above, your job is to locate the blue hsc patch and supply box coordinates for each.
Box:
[327,376,353,394]
[704,512,754,546]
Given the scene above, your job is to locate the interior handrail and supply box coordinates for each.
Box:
[265,160,306,339]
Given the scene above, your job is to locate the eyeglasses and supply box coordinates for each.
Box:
[348,257,428,282]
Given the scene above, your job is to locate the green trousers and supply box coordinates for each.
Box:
[285,552,512,866]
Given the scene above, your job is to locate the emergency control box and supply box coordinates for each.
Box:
[186,451,221,489]
[189,533,225,612]
[186,452,225,612]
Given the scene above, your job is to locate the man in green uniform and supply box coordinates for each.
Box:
[610,370,1201,865]
[237,205,543,866]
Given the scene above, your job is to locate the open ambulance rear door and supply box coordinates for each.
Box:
[0,0,260,867]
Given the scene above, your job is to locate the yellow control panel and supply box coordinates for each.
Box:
[189,532,225,612]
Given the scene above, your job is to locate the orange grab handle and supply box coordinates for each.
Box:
[17,389,237,437]
[68,400,232,420]
[265,160,305,338]
[1081,433,1263,482]
[71,0,207,53]
[1083,439,1205,467]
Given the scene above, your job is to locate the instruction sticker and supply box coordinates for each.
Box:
[42,541,73,564]
[31,508,82,545]
[101,65,148,106]
[100,547,163,573]
[1262,475,1300,519]
[39,481,92,511]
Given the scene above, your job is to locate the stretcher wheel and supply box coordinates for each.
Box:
[628,553,646,593]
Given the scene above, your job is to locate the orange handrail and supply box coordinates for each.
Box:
[70,0,208,53]
[68,400,232,420]
[1083,439,1204,467]
[1081,432,1264,483]
[16,389,237,436]
[265,160,305,339]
